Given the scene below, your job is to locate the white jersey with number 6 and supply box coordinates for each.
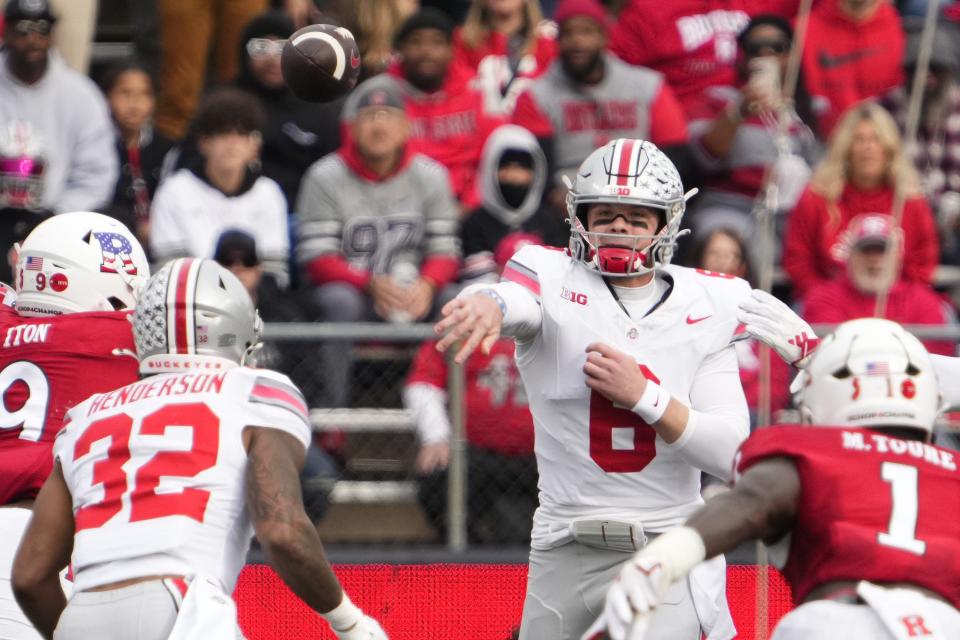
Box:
[54,366,312,592]
[500,245,751,549]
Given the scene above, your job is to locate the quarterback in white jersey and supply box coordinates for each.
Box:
[12,258,386,640]
[436,139,749,640]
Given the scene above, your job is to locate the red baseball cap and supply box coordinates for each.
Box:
[553,0,611,29]
[847,214,894,250]
[494,232,543,269]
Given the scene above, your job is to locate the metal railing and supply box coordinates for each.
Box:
[265,320,960,549]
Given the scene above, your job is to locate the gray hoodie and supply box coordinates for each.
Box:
[478,124,547,228]
[0,51,117,213]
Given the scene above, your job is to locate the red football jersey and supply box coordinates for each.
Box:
[737,426,960,608]
[0,305,139,504]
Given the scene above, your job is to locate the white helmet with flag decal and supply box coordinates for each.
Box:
[14,211,149,317]
[133,258,262,374]
[796,318,939,436]
[566,139,695,277]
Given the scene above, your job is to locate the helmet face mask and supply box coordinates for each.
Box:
[14,212,149,317]
[134,258,261,374]
[566,139,693,277]
[797,318,940,436]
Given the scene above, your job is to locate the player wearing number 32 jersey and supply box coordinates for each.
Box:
[0,212,149,640]
[435,139,749,640]
[589,318,960,640]
[13,258,387,640]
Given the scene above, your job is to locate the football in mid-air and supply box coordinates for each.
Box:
[281,24,361,102]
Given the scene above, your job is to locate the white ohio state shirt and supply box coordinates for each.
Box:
[486,245,751,548]
[55,366,311,592]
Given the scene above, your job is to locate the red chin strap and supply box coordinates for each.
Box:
[596,247,646,274]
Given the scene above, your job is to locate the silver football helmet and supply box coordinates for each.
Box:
[133,258,262,374]
[796,318,940,435]
[566,139,695,277]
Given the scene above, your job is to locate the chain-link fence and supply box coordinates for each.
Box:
[261,321,960,549]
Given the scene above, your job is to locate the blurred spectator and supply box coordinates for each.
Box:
[154,0,268,140]
[99,60,174,244]
[783,101,938,298]
[882,22,960,264]
[344,9,504,211]
[296,81,460,407]
[803,214,956,356]
[405,232,539,545]
[348,0,419,80]
[234,10,344,208]
[692,228,790,422]
[802,0,905,136]
[452,0,558,115]
[687,15,820,241]
[512,0,689,204]
[47,0,97,73]
[608,0,796,119]
[460,124,567,282]
[0,0,117,281]
[150,88,290,287]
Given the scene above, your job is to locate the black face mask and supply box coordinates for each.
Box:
[500,181,530,210]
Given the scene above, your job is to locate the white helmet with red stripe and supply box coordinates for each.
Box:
[566,139,694,277]
[14,211,149,317]
[133,258,262,374]
[797,318,939,435]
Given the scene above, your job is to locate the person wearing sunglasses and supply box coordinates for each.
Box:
[233,11,344,210]
[0,0,117,273]
[683,14,821,246]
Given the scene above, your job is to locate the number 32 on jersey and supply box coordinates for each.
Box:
[70,403,219,532]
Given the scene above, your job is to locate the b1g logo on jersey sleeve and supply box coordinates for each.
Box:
[93,232,139,276]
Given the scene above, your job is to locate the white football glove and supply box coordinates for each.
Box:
[581,555,668,640]
[737,289,820,368]
[332,614,388,640]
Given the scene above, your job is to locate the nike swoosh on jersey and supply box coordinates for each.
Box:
[686,314,711,324]
[817,47,882,69]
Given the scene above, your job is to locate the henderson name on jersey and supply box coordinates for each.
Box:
[54,366,311,593]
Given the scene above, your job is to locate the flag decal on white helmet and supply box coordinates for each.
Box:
[166,258,202,355]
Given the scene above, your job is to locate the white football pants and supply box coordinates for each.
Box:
[518,539,734,640]
[0,508,41,640]
[54,580,178,640]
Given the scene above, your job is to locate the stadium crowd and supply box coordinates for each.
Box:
[2,0,960,543]
[3,1,960,639]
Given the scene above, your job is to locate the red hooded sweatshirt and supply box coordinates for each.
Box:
[450,25,558,116]
[783,184,939,298]
[803,275,955,356]
[391,64,506,208]
[802,0,904,136]
[608,0,798,118]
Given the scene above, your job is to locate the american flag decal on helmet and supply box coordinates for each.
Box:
[166,258,202,355]
[249,376,310,426]
[93,231,139,275]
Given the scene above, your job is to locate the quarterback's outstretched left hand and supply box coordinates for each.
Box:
[737,289,819,367]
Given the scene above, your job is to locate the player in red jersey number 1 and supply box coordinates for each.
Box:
[586,317,960,640]
[12,258,387,640]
